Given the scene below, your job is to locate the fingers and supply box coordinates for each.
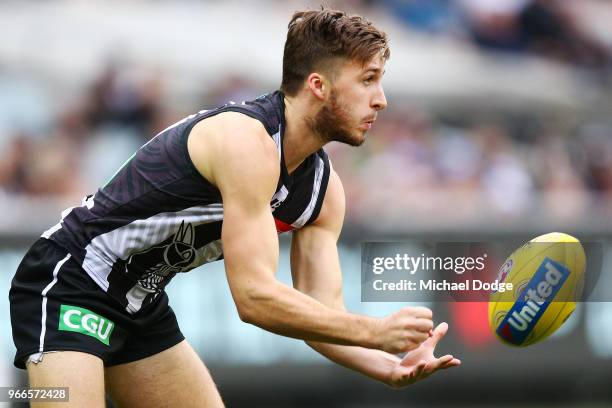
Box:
[404,321,450,354]
[411,360,427,379]
[406,306,433,319]
[426,356,461,375]
[413,317,434,333]
[383,308,442,354]
[413,355,458,382]
[441,358,462,369]
[431,322,449,344]
[394,356,460,388]
[401,307,433,333]
[391,328,461,388]
[398,360,427,384]
[419,355,455,375]
[406,331,430,351]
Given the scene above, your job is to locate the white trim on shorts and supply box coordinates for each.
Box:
[28,253,71,365]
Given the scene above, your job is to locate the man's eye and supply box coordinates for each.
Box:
[363,77,374,85]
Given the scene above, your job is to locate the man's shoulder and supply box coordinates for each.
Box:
[192,111,276,155]
[187,110,279,190]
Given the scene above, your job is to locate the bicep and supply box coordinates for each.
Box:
[218,156,280,302]
[291,170,346,310]
[222,193,279,296]
[188,113,281,298]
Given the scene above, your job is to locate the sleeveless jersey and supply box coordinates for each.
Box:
[42,91,331,314]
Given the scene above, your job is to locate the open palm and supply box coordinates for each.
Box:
[389,322,461,388]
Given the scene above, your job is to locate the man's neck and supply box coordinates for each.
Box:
[282,94,325,174]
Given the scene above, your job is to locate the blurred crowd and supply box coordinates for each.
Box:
[380,0,611,77]
[330,110,612,223]
[0,64,169,198]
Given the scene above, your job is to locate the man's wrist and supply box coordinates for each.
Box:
[354,314,380,349]
[372,352,404,387]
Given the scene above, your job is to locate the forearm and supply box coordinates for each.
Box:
[239,280,378,348]
[307,341,400,385]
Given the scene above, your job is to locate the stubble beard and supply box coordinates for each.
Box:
[311,90,365,147]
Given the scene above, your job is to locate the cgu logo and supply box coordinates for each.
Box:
[58,304,115,346]
[507,260,566,331]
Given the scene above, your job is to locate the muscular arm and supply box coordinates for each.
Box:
[187,113,379,348]
[291,170,400,384]
[291,170,460,387]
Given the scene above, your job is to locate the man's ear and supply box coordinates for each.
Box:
[306,72,327,101]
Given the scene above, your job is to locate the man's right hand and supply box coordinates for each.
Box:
[374,307,434,354]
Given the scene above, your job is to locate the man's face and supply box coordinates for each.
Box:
[313,56,387,146]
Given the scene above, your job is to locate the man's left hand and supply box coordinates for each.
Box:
[387,322,461,388]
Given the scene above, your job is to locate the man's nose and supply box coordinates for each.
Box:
[372,85,387,111]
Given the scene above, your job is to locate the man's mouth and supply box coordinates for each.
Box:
[362,116,376,129]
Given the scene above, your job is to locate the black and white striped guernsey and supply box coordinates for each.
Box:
[42,91,331,314]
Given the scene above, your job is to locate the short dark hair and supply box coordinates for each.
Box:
[280,9,390,96]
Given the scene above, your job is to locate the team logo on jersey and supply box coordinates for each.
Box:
[127,221,197,291]
[58,304,115,345]
[270,185,289,210]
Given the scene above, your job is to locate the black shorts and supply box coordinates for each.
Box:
[9,238,185,369]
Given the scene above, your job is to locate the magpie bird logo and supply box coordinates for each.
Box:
[127,220,196,291]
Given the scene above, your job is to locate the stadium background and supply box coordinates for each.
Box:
[0,0,611,406]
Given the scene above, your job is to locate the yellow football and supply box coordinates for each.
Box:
[489,232,586,347]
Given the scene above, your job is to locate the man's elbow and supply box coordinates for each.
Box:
[236,300,257,324]
[233,285,275,325]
